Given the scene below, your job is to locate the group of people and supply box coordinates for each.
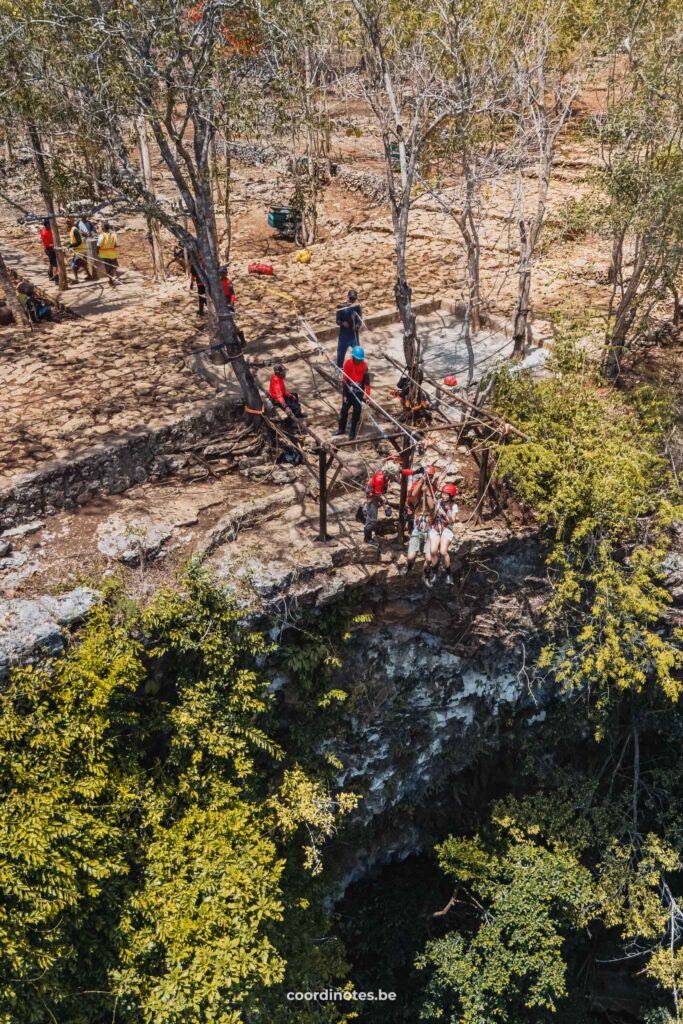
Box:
[38,216,120,287]
[363,461,459,586]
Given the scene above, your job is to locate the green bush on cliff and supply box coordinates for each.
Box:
[0,569,355,1024]
[492,351,683,702]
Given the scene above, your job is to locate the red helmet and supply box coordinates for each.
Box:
[442,483,458,497]
[443,375,458,387]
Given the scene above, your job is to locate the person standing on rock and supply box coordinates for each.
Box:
[426,483,458,588]
[363,460,400,544]
[336,288,362,368]
[97,221,120,286]
[336,345,371,441]
[39,218,58,282]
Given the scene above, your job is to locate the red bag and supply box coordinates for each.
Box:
[248,262,274,275]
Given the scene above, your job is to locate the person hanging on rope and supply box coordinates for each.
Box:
[426,482,459,588]
[401,465,437,577]
[39,218,57,282]
[269,363,304,420]
[362,460,400,544]
[336,345,370,440]
[335,288,362,368]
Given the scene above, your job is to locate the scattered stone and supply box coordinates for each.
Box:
[96,514,175,565]
[0,550,40,592]
[2,519,45,539]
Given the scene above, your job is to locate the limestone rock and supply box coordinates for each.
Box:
[96,514,174,565]
[0,588,99,676]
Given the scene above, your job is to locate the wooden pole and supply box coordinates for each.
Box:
[316,447,330,541]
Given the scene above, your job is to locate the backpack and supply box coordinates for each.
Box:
[70,226,82,247]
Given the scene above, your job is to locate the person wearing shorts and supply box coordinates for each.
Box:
[426,483,458,587]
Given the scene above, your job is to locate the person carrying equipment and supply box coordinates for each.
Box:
[39,219,57,282]
[269,363,304,419]
[426,483,459,587]
[97,221,120,286]
[363,460,400,544]
[335,288,362,368]
[337,345,370,440]
[66,217,92,284]
[400,465,436,577]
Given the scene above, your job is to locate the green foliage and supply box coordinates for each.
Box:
[418,823,595,1024]
[0,570,354,1024]
[493,355,683,701]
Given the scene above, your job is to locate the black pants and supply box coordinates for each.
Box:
[284,393,303,418]
[338,389,363,438]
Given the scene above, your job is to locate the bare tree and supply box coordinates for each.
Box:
[508,3,582,355]
[66,0,264,411]
[598,0,683,379]
[350,0,447,377]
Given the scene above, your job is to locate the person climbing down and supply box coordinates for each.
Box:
[269,363,304,419]
[335,288,362,368]
[336,345,370,440]
[400,465,437,577]
[363,460,400,544]
[66,218,92,284]
[39,218,57,282]
[426,482,459,587]
[97,221,119,286]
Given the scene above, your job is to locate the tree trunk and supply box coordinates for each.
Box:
[603,241,649,381]
[137,117,166,281]
[457,181,482,337]
[27,122,68,291]
[194,182,261,414]
[395,275,418,372]
[513,235,532,357]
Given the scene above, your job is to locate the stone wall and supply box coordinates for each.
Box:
[0,396,237,531]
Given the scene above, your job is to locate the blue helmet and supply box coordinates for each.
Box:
[351,345,365,361]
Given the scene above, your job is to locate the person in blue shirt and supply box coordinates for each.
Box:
[335,289,362,368]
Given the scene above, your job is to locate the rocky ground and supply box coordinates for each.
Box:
[0,97,673,673]
[0,114,612,482]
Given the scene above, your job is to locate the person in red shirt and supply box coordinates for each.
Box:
[363,460,400,544]
[220,266,235,306]
[39,218,57,281]
[269,364,304,419]
[336,345,371,440]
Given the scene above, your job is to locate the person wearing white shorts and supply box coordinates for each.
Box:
[426,483,458,587]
